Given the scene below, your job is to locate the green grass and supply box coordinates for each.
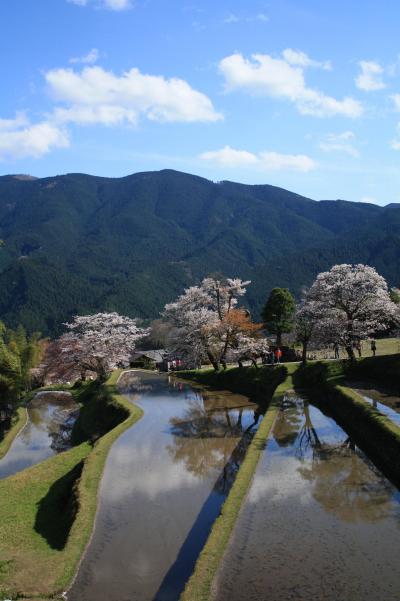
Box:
[180,364,298,601]
[0,407,27,461]
[300,336,400,361]
[0,370,143,601]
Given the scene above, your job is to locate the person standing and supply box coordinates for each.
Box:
[275,347,283,364]
[334,343,340,359]
[371,339,377,357]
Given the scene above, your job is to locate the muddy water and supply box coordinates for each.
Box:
[68,371,259,601]
[213,394,400,601]
[348,382,400,426]
[0,391,77,479]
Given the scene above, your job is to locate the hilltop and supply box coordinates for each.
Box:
[0,169,399,334]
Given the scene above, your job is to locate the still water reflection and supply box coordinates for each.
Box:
[348,382,400,427]
[68,371,259,601]
[213,394,400,601]
[0,391,77,479]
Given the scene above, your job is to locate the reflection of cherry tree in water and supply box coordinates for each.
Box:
[167,394,260,493]
[278,396,398,523]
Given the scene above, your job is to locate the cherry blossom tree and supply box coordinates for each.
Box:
[303,264,400,359]
[163,277,266,370]
[228,334,271,368]
[294,297,325,363]
[60,312,149,380]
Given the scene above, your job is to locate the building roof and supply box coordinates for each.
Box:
[131,349,166,362]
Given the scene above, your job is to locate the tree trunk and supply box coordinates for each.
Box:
[302,341,308,364]
[207,351,220,372]
[276,330,282,347]
[345,345,355,360]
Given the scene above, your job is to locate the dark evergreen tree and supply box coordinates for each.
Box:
[262,288,295,346]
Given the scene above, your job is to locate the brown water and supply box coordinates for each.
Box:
[348,382,400,427]
[213,393,400,601]
[0,391,77,479]
[68,371,259,601]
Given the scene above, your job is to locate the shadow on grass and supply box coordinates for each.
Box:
[34,460,84,550]
[0,415,12,444]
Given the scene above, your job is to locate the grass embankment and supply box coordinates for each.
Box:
[0,407,27,461]
[0,370,142,601]
[294,355,400,484]
[303,336,400,360]
[178,363,287,401]
[179,364,296,601]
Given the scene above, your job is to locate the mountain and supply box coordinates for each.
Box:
[0,169,399,335]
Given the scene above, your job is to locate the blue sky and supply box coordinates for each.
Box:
[1,0,400,204]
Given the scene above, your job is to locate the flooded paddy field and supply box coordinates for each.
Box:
[212,393,400,601]
[68,371,260,601]
[0,391,78,479]
[347,382,400,427]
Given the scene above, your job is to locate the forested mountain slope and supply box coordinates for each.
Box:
[0,169,398,334]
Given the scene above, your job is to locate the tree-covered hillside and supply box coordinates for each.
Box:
[0,169,399,335]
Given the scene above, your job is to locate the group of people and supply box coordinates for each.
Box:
[333,339,377,360]
[261,347,283,365]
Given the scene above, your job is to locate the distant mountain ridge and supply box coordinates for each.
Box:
[0,169,399,335]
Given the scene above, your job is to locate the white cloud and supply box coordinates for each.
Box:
[282,48,331,70]
[319,131,359,157]
[360,196,378,204]
[0,114,69,160]
[355,61,386,91]
[0,111,29,131]
[46,66,222,125]
[104,0,132,9]
[69,48,99,65]
[53,104,138,126]
[223,12,269,24]
[67,0,133,10]
[223,13,239,23]
[200,145,317,172]
[200,145,259,167]
[219,52,363,118]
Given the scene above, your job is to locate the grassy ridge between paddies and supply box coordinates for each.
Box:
[179,363,297,601]
[294,354,400,484]
[0,370,143,601]
[0,407,28,461]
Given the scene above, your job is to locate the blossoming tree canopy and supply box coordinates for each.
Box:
[305,264,400,358]
[60,312,149,379]
[163,276,266,370]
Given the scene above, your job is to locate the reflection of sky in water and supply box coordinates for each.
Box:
[0,392,76,479]
[214,393,400,601]
[352,386,400,426]
[250,395,400,523]
[69,371,257,601]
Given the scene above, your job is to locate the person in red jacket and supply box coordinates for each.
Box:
[275,347,283,364]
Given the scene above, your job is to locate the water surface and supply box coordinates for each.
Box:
[348,382,400,427]
[0,391,77,479]
[68,371,259,601]
[212,393,400,601]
